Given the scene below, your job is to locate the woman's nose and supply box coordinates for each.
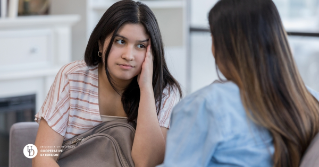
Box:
[122,46,134,61]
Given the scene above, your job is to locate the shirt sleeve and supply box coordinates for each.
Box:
[157,86,181,128]
[157,91,224,167]
[34,64,71,137]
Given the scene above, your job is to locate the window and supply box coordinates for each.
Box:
[189,0,319,92]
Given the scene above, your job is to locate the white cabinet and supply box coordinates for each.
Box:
[0,15,80,111]
[0,29,53,71]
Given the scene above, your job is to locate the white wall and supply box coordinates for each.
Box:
[50,0,87,61]
[189,0,219,93]
[190,0,217,27]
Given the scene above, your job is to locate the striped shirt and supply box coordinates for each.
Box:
[35,60,180,141]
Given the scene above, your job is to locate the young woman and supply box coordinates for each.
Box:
[158,0,319,167]
[32,1,182,167]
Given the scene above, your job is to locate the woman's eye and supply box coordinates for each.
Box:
[137,44,146,49]
[115,39,125,45]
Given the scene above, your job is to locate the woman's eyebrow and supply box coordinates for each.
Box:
[138,39,149,42]
[115,34,149,42]
[115,34,127,39]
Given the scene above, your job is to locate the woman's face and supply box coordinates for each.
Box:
[99,23,149,81]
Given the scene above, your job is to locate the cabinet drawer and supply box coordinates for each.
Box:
[0,29,53,70]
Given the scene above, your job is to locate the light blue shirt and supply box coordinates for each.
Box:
[157,81,319,167]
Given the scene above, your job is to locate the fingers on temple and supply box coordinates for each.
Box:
[147,41,152,59]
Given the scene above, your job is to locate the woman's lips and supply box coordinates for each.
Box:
[118,64,133,70]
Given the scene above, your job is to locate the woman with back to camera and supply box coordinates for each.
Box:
[32,0,182,166]
[158,0,319,167]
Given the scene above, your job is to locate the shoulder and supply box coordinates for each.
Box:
[170,81,272,145]
[171,81,247,134]
[50,60,98,93]
[58,60,97,76]
[56,60,98,83]
[174,81,240,114]
[157,85,182,128]
[158,85,181,111]
[162,85,181,101]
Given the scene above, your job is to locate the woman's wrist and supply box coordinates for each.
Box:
[140,85,153,94]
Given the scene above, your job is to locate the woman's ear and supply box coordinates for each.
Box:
[211,35,215,58]
[98,40,102,52]
[98,40,106,64]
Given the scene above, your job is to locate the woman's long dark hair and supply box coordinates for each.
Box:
[209,0,319,166]
[84,0,182,123]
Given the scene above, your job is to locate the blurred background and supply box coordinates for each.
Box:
[0,0,318,166]
[190,0,319,92]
